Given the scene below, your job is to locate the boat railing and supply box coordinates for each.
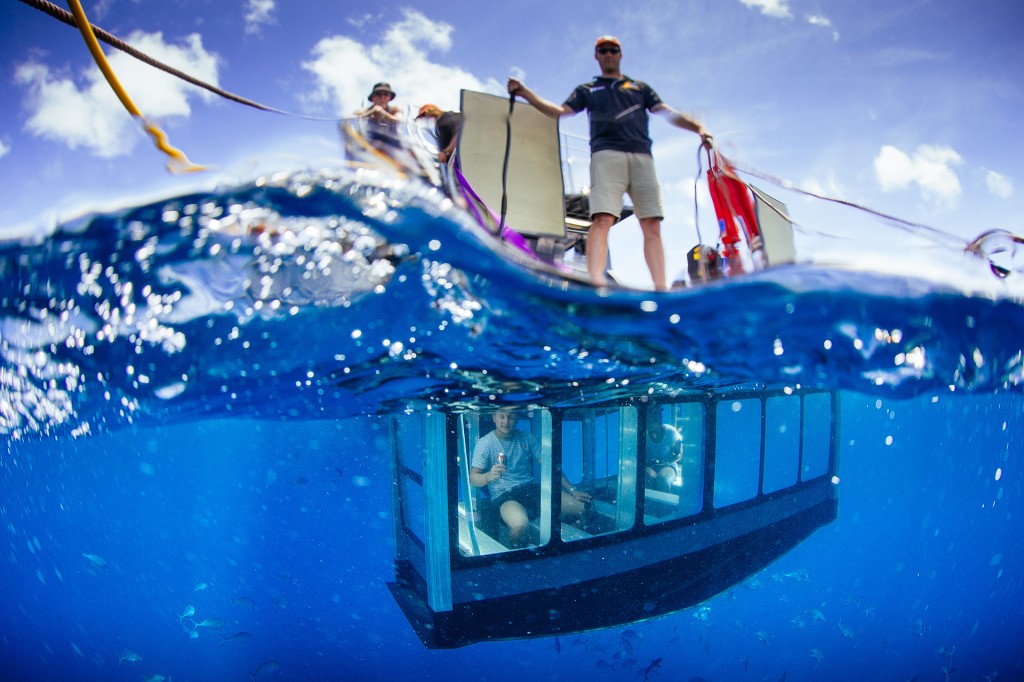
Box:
[559,131,591,197]
[342,108,592,206]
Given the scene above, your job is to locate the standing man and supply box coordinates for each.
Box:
[508,36,713,291]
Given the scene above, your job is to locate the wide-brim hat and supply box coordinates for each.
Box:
[368,82,396,101]
[594,35,621,49]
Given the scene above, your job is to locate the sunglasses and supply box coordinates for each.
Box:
[596,47,620,55]
[372,90,392,97]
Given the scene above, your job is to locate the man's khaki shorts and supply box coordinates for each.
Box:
[589,150,664,220]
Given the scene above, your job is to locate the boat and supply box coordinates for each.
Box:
[385,387,840,648]
[339,91,841,647]
[340,89,799,289]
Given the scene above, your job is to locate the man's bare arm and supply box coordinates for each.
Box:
[507,78,574,119]
[652,103,713,148]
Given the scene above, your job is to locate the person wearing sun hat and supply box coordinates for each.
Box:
[355,82,402,123]
[508,36,714,291]
[353,81,403,148]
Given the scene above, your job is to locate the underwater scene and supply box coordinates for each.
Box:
[2,169,1023,681]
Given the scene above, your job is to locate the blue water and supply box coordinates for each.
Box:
[2,169,1023,681]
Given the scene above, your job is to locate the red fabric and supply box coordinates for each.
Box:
[707,152,759,261]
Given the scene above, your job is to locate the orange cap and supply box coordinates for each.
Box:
[417,104,443,119]
[594,35,621,48]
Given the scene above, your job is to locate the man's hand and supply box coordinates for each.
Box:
[487,462,506,482]
[571,489,592,503]
[700,130,714,150]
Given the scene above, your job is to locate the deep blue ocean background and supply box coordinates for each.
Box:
[2,169,1023,681]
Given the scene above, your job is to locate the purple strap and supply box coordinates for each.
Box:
[453,166,538,260]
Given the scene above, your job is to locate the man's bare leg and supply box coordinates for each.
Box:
[500,500,530,547]
[639,216,669,292]
[587,213,616,287]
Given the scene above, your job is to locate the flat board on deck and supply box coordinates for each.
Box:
[458,90,567,238]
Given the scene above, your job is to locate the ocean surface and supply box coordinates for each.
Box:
[2,168,1023,681]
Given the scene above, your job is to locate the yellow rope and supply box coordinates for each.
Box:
[66,0,206,173]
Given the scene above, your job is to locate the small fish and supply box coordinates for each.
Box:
[231,596,256,608]
[807,608,826,622]
[219,631,251,646]
[942,666,958,682]
[552,636,560,654]
[620,628,642,643]
[790,616,807,630]
[295,476,309,485]
[838,620,855,641]
[640,657,662,681]
[178,605,195,622]
[755,630,771,646]
[193,582,210,592]
[784,569,810,582]
[82,553,108,569]
[911,617,931,637]
[118,650,142,664]
[693,605,712,622]
[251,660,281,679]
[142,675,166,682]
[810,648,824,667]
[193,618,225,629]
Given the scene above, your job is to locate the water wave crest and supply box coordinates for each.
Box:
[1,168,1022,438]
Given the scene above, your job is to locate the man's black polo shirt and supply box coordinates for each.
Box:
[564,75,663,155]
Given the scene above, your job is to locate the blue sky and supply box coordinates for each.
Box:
[2,0,1022,287]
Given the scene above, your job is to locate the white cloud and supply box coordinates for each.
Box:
[985,170,1014,199]
[302,9,502,115]
[93,0,115,20]
[806,14,839,41]
[739,0,792,19]
[801,170,845,201]
[863,48,945,69]
[244,0,276,35]
[0,139,10,159]
[874,144,963,208]
[16,32,219,159]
